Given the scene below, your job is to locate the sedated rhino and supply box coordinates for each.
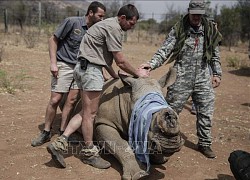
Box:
[94,68,183,179]
[61,68,184,179]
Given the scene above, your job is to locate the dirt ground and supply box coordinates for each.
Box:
[0,37,250,180]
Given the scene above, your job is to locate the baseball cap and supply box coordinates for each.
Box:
[189,0,206,14]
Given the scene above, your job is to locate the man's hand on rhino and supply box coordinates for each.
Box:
[136,67,150,78]
[139,63,152,71]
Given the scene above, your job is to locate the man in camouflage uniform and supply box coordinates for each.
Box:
[140,0,222,158]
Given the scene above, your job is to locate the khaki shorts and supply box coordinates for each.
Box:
[74,61,104,91]
[51,61,79,92]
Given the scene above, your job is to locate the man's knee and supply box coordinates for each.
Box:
[65,98,77,106]
[49,93,63,107]
[66,91,80,106]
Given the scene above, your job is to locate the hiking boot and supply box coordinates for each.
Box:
[46,135,68,168]
[31,130,51,147]
[59,129,79,145]
[198,145,217,158]
[81,145,111,169]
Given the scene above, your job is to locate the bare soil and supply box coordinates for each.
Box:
[0,40,249,180]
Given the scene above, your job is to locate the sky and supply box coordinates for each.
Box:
[133,0,237,22]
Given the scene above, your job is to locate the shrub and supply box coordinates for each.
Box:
[226,56,240,68]
[23,31,38,48]
[0,69,29,94]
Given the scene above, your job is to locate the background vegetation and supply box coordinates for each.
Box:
[0,0,249,48]
[0,0,249,93]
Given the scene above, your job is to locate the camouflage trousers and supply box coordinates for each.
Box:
[166,63,215,146]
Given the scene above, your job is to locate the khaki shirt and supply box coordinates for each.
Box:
[78,17,123,66]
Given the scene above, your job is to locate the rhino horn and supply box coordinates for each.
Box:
[158,67,177,88]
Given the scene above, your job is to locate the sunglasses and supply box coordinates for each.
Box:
[189,2,205,8]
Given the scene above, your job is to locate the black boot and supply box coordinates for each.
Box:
[198,145,216,158]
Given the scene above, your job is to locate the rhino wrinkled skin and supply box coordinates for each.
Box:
[96,68,183,179]
[62,68,184,180]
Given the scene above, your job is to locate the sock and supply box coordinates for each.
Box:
[43,130,50,135]
[61,134,68,141]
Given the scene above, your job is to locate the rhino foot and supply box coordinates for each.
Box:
[122,160,148,180]
[122,170,148,180]
[132,170,149,180]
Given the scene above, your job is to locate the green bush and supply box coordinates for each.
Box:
[226,56,240,68]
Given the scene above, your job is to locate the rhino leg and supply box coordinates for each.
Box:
[95,125,148,180]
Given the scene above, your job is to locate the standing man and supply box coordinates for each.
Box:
[190,13,220,115]
[46,4,149,169]
[140,0,222,158]
[31,1,106,147]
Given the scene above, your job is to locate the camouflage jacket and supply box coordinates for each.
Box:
[148,24,222,78]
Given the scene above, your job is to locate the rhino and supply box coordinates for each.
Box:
[65,68,184,179]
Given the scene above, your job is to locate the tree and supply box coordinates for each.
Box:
[220,6,240,50]
[236,0,250,42]
[103,0,133,18]
[158,4,181,34]
[137,19,157,31]
[236,0,250,58]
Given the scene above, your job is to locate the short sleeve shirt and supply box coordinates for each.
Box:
[54,17,87,65]
[78,17,123,66]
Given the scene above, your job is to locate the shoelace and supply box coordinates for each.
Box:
[54,137,68,152]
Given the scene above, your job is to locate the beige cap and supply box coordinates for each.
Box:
[189,0,206,14]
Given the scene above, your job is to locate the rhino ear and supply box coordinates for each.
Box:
[158,67,177,88]
[118,71,136,87]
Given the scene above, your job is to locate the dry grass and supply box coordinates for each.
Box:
[0,27,249,180]
[0,27,249,94]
